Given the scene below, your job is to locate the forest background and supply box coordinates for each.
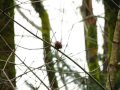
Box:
[0,0,120,90]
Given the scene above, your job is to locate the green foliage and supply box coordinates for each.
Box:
[53,51,87,89]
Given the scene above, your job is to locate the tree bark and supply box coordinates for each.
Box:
[0,0,16,90]
[81,0,100,81]
[103,0,119,73]
[30,1,58,90]
[106,10,120,90]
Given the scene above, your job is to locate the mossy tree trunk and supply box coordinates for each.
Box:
[0,0,16,90]
[31,1,58,90]
[81,0,101,89]
[81,0,100,80]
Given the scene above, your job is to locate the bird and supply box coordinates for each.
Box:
[54,41,62,50]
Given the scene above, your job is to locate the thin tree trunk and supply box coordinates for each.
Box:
[0,0,16,90]
[80,0,102,89]
[30,1,58,90]
[81,0,100,80]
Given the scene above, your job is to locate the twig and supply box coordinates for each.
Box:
[0,8,105,90]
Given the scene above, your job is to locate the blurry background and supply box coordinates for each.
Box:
[3,0,119,90]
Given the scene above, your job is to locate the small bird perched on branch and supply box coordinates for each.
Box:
[54,41,62,50]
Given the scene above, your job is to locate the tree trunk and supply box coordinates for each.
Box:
[106,9,120,90]
[80,0,102,89]
[81,0,100,81]
[103,0,119,73]
[0,0,16,90]
[30,1,58,90]
[103,20,109,72]
[103,0,120,90]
